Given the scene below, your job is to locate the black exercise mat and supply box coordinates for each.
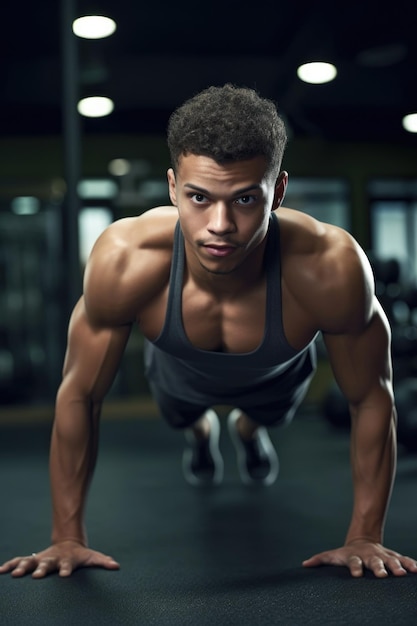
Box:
[1,411,417,625]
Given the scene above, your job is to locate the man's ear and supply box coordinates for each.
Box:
[273,171,288,209]
[167,168,177,206]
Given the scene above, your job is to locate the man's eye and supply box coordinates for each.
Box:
[191,193,207,203]
[236,195,256,205]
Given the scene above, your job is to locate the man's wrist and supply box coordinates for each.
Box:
[345,535,382,546]
[51,526,87,547]
[51,537,87,546]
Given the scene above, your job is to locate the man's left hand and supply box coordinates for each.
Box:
[302,540,417,577]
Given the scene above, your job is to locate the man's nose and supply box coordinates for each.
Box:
[207,202,235,234]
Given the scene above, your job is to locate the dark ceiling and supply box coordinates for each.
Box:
[2,0,417,144]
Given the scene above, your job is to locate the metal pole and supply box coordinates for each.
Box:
[61,0,82,321]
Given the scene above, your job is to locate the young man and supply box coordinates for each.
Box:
[1,84,416,580]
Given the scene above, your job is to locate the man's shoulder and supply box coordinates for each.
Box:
[277,207,342,265]
[83,206,178,326]
[277,206,360,263]
[278,207,374,333]
[104,206,178,247]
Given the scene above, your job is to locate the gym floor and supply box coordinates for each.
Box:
[1,404,417,625]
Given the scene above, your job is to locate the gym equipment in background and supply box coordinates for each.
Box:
[322,255,417,453]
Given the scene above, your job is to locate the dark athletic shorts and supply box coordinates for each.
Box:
[147,368,314,430]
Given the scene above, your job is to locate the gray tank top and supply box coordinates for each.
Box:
[144,213,316,407]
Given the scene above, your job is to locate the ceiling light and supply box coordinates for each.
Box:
[297,62,337,84]
[72,15,117,39]
[77,96,114,118]
[108,159,131,176]
[402,113,417,133]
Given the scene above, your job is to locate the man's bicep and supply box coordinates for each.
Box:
[323,300,393,407]
[62,297,132,401]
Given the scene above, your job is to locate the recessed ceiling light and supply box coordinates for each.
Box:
[77,96,114,118]
[72,15,116,39]
[402,113,417,133]
[297,62,337,84]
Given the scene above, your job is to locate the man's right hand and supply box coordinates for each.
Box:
[0,540,120,578]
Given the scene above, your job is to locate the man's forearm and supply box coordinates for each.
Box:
[49,391,101,546]
[345,404,397,545]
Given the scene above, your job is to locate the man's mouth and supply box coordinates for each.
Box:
[203,244,236,257]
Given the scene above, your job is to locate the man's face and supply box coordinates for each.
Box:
[167,154,287,276]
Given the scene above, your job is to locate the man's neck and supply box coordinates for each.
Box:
[184,238,268,299]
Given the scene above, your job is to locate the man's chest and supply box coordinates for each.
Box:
[138,273,318,354]
[138,279,267,354]
[180,286,267,353]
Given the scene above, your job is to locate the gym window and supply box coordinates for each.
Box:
[285,178,350,231]
[369,179,417,282]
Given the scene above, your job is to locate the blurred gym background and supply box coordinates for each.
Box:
[1,0,417,447]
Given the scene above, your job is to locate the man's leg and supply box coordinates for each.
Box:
[227,409,280,486]
[228,360,316,486]
[147,382,224,486]
[187,411,212,440]
[183,409,224,486]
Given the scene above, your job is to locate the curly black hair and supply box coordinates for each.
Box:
[167,84,287,177]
